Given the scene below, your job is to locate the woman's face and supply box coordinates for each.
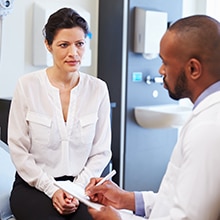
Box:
[46,27,86,73]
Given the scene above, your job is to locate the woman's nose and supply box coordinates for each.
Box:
[69,45,78,55]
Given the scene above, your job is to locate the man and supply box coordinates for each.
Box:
[85,15,220,220]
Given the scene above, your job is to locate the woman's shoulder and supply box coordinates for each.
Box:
[17,69,47,90]
[80,72,107,86]
[20,69,46,79]
[19,69,47,83]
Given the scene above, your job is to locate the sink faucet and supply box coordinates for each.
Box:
[145,75,163,85]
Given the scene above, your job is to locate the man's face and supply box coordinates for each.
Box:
[163,68,188,100]
[159,31,190,100]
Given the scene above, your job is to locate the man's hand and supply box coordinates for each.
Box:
[85,178,135,211]
[88,206,121,220]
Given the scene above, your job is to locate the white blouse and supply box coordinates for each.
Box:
[8,69,112,198]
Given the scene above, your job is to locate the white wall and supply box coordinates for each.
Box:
[182,0,207,17]
[0,0,98,97]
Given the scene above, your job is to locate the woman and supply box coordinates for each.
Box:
[8,7,111,220]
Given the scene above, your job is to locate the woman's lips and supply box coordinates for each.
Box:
[66,60,79,65]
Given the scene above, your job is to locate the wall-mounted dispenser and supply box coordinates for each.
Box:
[133,7,167,59]
[33,0,91,67]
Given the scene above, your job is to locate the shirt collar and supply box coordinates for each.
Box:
[193,81,220,109]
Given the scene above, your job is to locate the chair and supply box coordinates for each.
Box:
[0,140,15,220]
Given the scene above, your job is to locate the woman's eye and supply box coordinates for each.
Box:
[59,43,68,48]
[76,41,85,48]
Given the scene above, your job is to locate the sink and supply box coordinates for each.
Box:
[134,104,192,128]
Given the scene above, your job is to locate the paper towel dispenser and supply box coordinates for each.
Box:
[133,7,168,59]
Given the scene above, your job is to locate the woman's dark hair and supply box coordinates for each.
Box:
[43,7,89,45]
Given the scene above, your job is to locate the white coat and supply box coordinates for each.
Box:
[139,91,220,220]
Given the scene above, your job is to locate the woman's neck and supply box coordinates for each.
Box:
[46,67,80,90]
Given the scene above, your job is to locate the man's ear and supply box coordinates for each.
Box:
[44,40,52,52]
[186,58,201,80]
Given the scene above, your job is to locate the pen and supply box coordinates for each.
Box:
[96,169,116,186]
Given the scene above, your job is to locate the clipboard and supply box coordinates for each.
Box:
[54,180,144,220]
[54,180,103,210]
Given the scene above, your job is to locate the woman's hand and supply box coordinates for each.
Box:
[52,189,79,215]
[88,206,121,220]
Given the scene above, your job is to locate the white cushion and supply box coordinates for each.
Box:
[0,140,15,220]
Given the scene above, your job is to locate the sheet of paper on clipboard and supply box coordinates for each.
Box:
[54,180,144,220]
[54,180,103,210]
